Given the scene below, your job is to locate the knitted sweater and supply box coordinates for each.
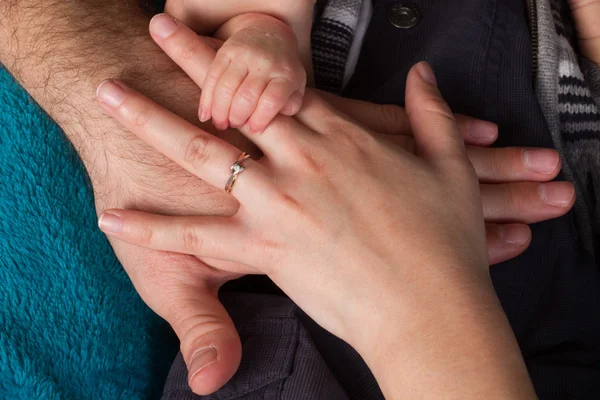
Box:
[534,0,600,255]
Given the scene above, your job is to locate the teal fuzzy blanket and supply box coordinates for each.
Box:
[0,66,178,398]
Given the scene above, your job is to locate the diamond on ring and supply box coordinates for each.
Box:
[225,152,251,194]
[230,163,245,175]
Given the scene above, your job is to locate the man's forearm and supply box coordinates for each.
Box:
[0,0,204,201]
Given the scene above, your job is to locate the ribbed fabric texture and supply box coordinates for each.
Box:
[162,294,351,400]
[311,0,363,93]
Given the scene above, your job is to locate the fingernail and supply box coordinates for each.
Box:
[150,14,179,39]
[188,347,218,382]
[199,108,210,122]
[538,182,575,207]
[468,120,498,141]
[98,212,123,234]
[496,224,530,245]
[416,62,437,85]
[96,80,126,108]
[213,120,228,131]
[522,149,560,174]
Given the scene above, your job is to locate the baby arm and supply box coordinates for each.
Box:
[165,0,315,71]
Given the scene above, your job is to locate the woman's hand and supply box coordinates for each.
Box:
[95,62,537,398]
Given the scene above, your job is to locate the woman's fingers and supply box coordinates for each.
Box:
[486,223,532,265]
[569,0,600,64]
[150,14,216,88]
[98,210,268,267]
[467,147,561,183]
[380,133,562,183]
[95,79,274,204]
[481,182,575,223]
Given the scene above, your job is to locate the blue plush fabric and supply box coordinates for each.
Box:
[0,66,178,399]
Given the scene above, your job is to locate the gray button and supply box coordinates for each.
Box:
[388,3,421,29]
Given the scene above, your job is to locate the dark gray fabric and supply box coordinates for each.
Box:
[161,294,350,400]
[163,0,600,398]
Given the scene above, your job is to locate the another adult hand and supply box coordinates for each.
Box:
[96,61,537,398]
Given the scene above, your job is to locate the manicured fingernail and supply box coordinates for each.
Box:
[538,182,575,207]
[188,347,218,383]
[150,13,179,39]
[98,212,123,234]
[96,80,125,108]
[416,62,437,85]
[468,120,498,141]
[522,149,560,174]
[496,224,530,245]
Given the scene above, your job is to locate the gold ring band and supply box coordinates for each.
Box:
[225,152,251,194]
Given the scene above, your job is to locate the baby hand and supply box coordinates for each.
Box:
[199,23,307,133]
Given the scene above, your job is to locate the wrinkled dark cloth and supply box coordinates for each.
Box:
[163,0,600,398]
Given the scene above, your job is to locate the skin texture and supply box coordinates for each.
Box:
[164,0,315,69]
[0,2,573,395]
[198,14,307,132]
[96,61,538,399]
[569,0,600,65]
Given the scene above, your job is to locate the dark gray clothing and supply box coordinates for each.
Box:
[162,294,360,400]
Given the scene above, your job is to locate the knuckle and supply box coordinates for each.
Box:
[379,104,408,132]
[183,135,210,169]
[507,184,530,214]
[486,148,519,179]
[177,39,202,64]
[204,73,219,89]
[137,223,154,246]
[322,118,363,145]
[235,89,258,107]
[244,236,283,268]
[216,83,236,100]
[296,151,326,175]
[181,222,203,252]
[129,104,154,128]
[174,311,230,351]
[259,94,281,111]
[256,52,276,68]
[485,148,506,177]
[420,97,456,122]
[278,61,301,79]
